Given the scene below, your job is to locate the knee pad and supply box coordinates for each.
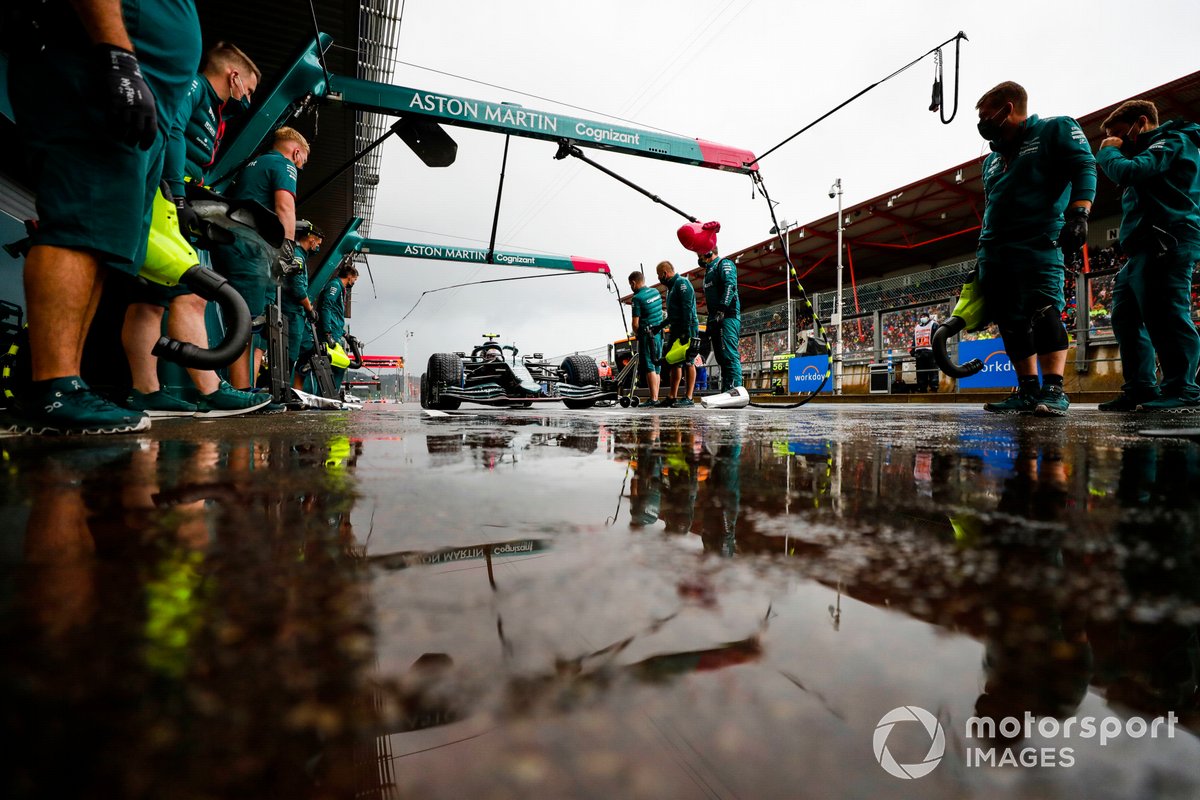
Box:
[1032,305,1069,353]
[999,324,1037,362]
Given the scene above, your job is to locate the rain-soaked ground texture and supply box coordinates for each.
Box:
[3,404,1200,799]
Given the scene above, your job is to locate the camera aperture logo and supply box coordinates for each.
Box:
[874,706,1181,778]
[873,706,946,779]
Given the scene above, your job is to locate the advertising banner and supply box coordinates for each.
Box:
[788,355,833,393]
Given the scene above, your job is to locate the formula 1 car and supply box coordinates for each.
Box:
[420,334,614,410]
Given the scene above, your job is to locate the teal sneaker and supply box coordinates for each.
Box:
[1034,385,1070,417]
[983,389,1039,414]
[194,381,272,418]
[672,397,696,408]
[6,376,149,435]
[253,402,288,415]
[1136,396,1200,414]
[126,388,197,418]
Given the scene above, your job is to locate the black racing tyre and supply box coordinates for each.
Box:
[426,353,463,410]
[561,355,599,410]
[561,355,599,386]
[419,373,429,408]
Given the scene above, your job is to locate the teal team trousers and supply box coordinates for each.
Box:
[1110,246,1200,401]
[712,317,743,391]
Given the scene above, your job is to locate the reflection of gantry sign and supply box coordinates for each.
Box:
[207,33,757,294]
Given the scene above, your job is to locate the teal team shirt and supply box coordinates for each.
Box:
[319,279,347,343]
[163,74,222,195]
[230,150,297,208]
[281,248,311,315]
[703,257,740,317]
[631,286,665,331]
[1096,120,1200,254]
[665,274,698,340]
[978,115,1097,255]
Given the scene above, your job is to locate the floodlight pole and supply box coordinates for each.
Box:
[785,226,792,353]
[831,179,844,395]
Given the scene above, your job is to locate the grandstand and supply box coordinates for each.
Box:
[626,70,1200,396]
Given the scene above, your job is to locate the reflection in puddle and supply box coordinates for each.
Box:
[1,408,1199,797]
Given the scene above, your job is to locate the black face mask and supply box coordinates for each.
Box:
[1119,123,1144,157]
[976,105,1009,142]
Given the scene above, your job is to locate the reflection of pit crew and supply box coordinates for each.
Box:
[972,432,1092,741]
[910,314,940,393]
[628,270,664,405]
[699,246,742,391]
[629,430,665,529]
[1098,443,1200,714]
[659,426,700,534]
[697,433,742,557]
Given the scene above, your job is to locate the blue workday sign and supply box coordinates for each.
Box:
[956,339,1021,389]
[788,355,833,393]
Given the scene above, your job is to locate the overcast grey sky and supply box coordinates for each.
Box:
[345,0,1200,373]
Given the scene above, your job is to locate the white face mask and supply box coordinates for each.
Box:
[920,316,930,325]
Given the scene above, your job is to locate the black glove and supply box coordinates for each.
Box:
[709,310,725,325]
[173,196,200,242]
[95,45,158,150]
[278,239,304,276]
[1056,206,1089,254]
[305,307,319,325]
[652,322,667,335]
[699,332,713,360]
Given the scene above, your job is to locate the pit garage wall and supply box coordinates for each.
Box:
[0,55,26,309]
[0,205,26,309]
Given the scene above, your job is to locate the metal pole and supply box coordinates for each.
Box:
[771,219,796,355]
[403,330,413,402]
[784,223,793,354]
[832,179,844,395]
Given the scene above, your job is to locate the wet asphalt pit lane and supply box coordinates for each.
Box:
[2,405,1200,798]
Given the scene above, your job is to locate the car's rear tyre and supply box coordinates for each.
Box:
[561,355,600,410]
[426,353,463,410]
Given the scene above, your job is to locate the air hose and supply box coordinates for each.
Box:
[932,275,988,379]
[345,333,364,369]
[142,185,252,370]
